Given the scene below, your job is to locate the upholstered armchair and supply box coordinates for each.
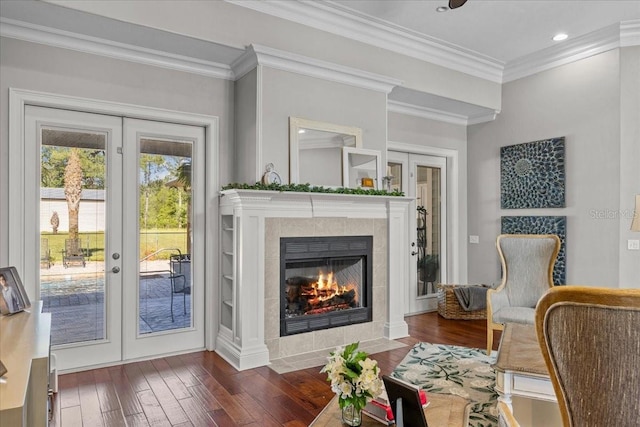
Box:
[536,286,640,427]
[486,234,560,354]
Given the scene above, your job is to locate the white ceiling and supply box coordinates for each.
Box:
[328,0,640,64]
[1,0,638,122]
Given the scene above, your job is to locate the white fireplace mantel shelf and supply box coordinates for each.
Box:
[220,188,412,218]
[216,189,411,371]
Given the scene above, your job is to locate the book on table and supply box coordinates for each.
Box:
[362,379,429,425]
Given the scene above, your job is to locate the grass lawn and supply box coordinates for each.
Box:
[41,230,188,262]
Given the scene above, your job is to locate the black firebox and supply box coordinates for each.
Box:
[280,235,373,336]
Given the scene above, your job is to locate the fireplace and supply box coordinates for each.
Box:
[280,235,373,336]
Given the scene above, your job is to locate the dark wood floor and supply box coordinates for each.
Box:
[51,312,500,427]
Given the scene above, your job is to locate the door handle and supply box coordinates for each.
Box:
[111,266,120,274]
[411,251,418,256]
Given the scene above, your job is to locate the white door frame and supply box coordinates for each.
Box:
[122,118,206,360]
[388,141,465,295]
[8,88,220,353]
[388,151,447,314]
[25,105,124,369]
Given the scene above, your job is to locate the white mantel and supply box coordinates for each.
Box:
[216,189,411,370]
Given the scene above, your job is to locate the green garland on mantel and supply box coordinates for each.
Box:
[222,182,405,197]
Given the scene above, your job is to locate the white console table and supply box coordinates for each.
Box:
[493,323,557,411]
[0,302,52,426]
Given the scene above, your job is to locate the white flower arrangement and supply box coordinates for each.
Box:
[320,342,383,411]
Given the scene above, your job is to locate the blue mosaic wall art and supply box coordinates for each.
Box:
[501,216,566,285]
[500,137,565,209]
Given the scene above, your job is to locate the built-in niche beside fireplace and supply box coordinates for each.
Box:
[280,236,373,336]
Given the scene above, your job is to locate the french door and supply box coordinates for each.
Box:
[388,151,447,314]
[25,106,205,370]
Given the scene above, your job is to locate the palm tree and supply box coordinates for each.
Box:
[176,160,192,252]
[64,148,83,240]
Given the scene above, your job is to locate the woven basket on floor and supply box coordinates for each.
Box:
[436,284,487,320]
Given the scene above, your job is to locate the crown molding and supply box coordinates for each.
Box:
[229,1,640,84]
[504,20,640,83]
[388,100,467,126]
[226,0,504,83]
[232,44,403,93]
[0,17,235,80]
[387,100,498,126]
[620,20,640,47]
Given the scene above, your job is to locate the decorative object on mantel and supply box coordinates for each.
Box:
[382,175,394,192]
[222,182,404,196]
[631,195,640,231]
[500,136,565,209]
[261,163,282,185]
[321,342,384,426]
[501,216,567,285]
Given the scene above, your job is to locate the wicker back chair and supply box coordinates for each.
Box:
[536,286,640,427]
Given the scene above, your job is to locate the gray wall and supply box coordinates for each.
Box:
[234,68,258,185]
[0,37,234,264]
[468,48,640,288]
[259,67,387,184]
[618,46,640,287]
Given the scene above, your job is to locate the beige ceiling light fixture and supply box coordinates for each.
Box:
[553,33,569,41]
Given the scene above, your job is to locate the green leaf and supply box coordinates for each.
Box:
[221,183,405,197]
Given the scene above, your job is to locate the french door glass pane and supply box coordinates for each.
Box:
[40,128,106,346]
[416,165,441,297]
[138,138,193,334]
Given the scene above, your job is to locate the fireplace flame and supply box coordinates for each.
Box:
[285,271,361,317]
[310,272,358,305]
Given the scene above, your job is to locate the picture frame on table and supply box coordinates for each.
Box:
[0,266,30,315]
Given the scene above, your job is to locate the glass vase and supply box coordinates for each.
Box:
[341,403,362,426]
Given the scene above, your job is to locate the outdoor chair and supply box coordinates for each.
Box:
[486,234,560,354]
[62,238,88,268]
[169,253,190,322]
[40,237,51,269]
[536,286,640,427]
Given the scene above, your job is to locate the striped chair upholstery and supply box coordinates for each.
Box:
[536,286,640,427]
[486,234,560,354]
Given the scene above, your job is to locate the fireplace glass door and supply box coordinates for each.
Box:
[285,256,363,317]
[280,236,372,336]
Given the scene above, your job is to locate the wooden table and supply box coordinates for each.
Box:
[310,393,470,427]
[0,302,52,427]
[493,323,556,411]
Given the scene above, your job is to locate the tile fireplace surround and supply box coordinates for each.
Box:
[217,189,412,371]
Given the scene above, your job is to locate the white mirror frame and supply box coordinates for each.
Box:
[289,117,363,185]
[342,147,382,190]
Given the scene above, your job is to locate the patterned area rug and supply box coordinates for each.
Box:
[392,343,499,427]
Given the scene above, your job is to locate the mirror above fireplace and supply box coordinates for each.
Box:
[289,117,362,187]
